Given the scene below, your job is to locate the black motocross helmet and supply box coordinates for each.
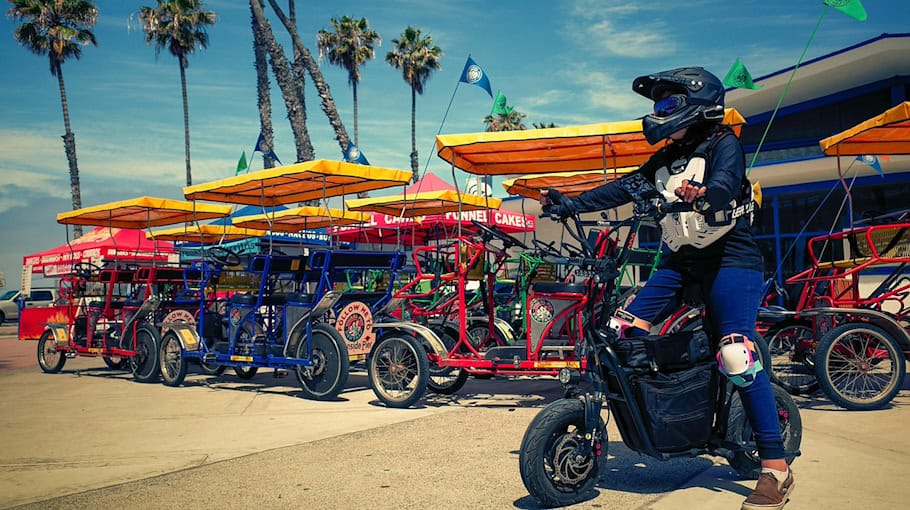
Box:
[633,67,725,145]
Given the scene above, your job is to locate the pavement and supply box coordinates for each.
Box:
[1,322,909,509]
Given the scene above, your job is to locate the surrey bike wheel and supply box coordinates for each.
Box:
[727,383,802,480]
[368,334,429,408]
[37,330,66,373]
[425,328,469,395]
[519,398,606,508]
[816,323,906,411]
[295,323,350,401]
[159,331,188,387]
[129,323,161,383]
[766,320,818,395]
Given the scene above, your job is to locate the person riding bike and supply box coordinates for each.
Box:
[541,67,795,510]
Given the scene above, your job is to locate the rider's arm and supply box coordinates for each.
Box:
[569,155,663,213]
[703,134,745,210]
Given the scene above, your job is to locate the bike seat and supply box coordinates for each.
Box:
[531,282,587,295]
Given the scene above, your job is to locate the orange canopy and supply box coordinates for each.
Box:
[56,197,231,228]
[502,167,636,199]
[435,108,745,176]
[183,159,412,206]
[819,101,910,156]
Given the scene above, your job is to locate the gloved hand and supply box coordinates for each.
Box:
[539,188,577,218]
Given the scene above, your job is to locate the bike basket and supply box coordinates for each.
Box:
[614,330,712,371]
[633,362,717,453]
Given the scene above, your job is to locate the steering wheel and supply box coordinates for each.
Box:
[206,246,241,267]
[72,262,102,279]
[470,220,529,250]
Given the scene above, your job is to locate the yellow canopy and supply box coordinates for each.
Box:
[346,190,502,217]
[435,108,746,176]
[183,159,413,206]
[502,167,636,199]
[819,101,910,156]
[57,196,232,229]
[232,206,368,232]
[145,224,266,243]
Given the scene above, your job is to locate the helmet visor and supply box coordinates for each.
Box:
[653,94,687,118]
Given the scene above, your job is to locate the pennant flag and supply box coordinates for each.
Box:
[856,155,884,177]
[253,132,282,165]
[723,58,763,90]
[235,151,248,175]
[491,90,513,116]
[344,143,370,166]
[824,0,867,22]
[459,56,493,98]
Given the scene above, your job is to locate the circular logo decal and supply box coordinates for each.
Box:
[465,64,483,85]
[230,308,243,327]
[529,298,555,324]
[161,309,195,334]
[335,302,374,355]
[348,146,360,160]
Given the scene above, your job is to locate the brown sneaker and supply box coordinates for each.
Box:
[741,469,795,510]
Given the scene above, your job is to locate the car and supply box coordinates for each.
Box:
[0,288,59,324]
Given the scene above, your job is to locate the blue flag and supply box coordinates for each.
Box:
[459,56,493,98]
[856,155,884,177]
[253,132,282,165]
[344,143,370,165]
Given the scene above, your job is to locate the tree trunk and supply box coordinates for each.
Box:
[179,58,192,186]
[251,2,275,169]
[410,86,418,181]
[353,81,359,147]
[250,0,313,163]
[55,61,83,239]
[264,0,350,154]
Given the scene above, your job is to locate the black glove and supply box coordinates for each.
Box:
[542,188,577,218]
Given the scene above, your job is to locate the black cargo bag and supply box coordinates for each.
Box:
[634,362,717,452]
[615,330,712,370]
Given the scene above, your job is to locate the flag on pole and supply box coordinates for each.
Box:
[491,90,513,116]
[723,58,763,90]
[459,56,493,98]
[344,143,370,165]
[824,0,867,22]
[253,132,282,165]
[856,155,885,177]
[235,151,248,175]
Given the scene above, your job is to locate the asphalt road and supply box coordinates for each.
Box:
[1,324,909,509]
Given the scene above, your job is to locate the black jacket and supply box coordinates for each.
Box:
[570,126,763,272]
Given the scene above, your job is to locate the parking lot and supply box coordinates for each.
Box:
[1,325,909,509]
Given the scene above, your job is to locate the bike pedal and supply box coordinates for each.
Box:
[273,370,288,379]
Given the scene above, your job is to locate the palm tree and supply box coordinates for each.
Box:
[8,0,98,239]
[250,2,274,169]
[484,108,528,132]
[317,16,380,148]
[385,26,443,179]
[137,0,215,187]
[264,0,351,154]
[250,0,313,164]
[532,121,558,129]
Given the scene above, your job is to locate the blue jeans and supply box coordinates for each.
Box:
[626,266,786,460]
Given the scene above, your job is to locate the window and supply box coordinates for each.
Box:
[29,291,53,301]
[0,290,17,301]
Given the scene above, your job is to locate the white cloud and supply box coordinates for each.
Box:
[569,0,676,58]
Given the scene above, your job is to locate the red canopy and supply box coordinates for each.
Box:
[23,227,177,276]
[334,209,536,244]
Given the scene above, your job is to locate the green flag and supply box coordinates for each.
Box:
[491,90,513,116]
[824,0,867,22]
[235,150,248,175]
[723,58,763,90]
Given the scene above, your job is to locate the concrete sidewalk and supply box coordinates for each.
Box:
[1,328,909,509]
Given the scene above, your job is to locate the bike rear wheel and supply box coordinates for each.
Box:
[727,383,802,479]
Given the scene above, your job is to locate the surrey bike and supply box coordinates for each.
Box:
[518,198,802,508]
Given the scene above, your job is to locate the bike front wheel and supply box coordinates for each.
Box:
[519,398,606,508]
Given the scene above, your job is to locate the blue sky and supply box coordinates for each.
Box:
[1,0,907,288]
